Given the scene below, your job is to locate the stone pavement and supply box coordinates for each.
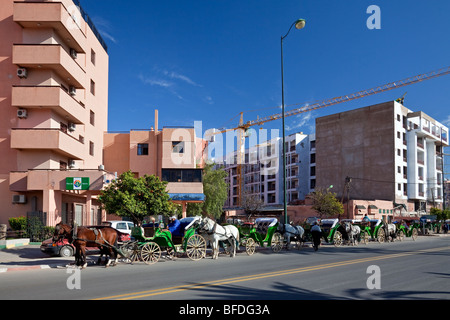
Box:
[0,244,74,273]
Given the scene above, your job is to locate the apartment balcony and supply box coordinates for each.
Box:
[12,44,86,88]
[11,128,84,160]
[13,1,87,53]
[12,86,86,124]
[10,169,116,192]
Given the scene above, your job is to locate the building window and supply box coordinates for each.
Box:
[137,143,149,155]
[172,141,184,153]
[89,141,94,156]
[90,79,95,95]
[91,49,96,65]
[90,110,95,126]
[161,169,202,183]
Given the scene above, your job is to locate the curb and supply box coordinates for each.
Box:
[0,264,52,273]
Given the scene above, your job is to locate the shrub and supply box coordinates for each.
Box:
[8,216,27,231]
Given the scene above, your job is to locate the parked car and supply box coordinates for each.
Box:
[40,238,99,257]
[40,224,131,257]
[101,220,135,235]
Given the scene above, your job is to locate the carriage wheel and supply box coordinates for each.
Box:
[377,229,386,243]
[140,242,161,265]
[120,241,140,264]
[411,228,418,241]
[271,232,283,253]
[186,234,206,261]
[333,231,343,247]
[397,230,405,242]
[245,238,256,255]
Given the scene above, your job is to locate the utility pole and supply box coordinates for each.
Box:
[341,176,352,218]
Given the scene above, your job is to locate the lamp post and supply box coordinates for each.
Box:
[281,18,306,225]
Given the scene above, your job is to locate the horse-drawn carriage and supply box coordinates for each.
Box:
[123,216,207,264]
[394,219,420,241]
[238,218,284,255]
[358,219,397,243]
[320,219,346,247]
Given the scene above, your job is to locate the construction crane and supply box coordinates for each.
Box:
[211,65,450,206]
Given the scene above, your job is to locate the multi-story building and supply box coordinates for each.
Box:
[444,179,450,210]
[0,0,112,225]
[315,100,449,217]
[220,132,316,212]
[103,111,208,218]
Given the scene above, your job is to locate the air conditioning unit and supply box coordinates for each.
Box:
[68,122,76,132]
[17,68,28,78]
[12,195,26,204]
[17,109,27,118]
[70,48,77,59]
[69,86,76,96]
[68,159,76,168]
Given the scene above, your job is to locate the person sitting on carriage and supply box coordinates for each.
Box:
[168,216,181,234]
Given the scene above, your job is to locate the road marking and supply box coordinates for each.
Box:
[94,246,449,300]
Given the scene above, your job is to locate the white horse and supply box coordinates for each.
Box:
[386,223,397,242]
[277,223,305,249]
[198,217,240,259]
[342,222,361,246]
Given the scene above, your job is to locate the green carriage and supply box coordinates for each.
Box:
[320,218,346,247]
[239,218,284,255]
[122,216,206,264]
[395,219,419,241]
[359,219,391,243]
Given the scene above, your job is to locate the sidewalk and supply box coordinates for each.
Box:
[0,244,73,273]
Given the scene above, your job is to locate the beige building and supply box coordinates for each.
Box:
[315,100,449,219]
[103,111,208,218]
[0,0,112,226]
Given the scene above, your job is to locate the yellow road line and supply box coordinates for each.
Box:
[94,246,449,300]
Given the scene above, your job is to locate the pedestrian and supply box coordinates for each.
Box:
[311,222,322,251]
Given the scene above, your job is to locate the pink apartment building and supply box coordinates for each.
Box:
[0,0,113,226]
[103,111,208,219]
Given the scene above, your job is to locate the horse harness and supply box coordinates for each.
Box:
[204,221,235,241]
[70,225,114,248]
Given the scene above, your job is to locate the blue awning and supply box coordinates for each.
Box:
[169,193,205,202]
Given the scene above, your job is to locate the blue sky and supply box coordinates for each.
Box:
[80,1,450,154]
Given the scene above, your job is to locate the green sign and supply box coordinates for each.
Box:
[66,177,90,190]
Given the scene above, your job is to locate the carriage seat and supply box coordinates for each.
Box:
[255,218,278,234]
[170,222,184,238]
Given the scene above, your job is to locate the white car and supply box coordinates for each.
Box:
[102,220,135,235]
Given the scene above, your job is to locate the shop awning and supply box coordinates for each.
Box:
[168,193,205,202]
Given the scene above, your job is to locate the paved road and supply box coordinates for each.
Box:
[0,236,448,305]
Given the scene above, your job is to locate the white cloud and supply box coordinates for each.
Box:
[164,70,203,87]
[138,74,173,88]
[442,115,450,126]
[285,112,313,132]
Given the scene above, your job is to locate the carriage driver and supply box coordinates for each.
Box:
[311,222,322,251]
[168,215,180,234]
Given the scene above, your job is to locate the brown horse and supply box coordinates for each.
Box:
[53,222,120,268]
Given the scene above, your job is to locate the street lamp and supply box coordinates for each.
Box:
[281,18,306,225]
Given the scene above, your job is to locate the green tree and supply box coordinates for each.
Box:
[310,187,344,218]
[186,162,228,218]
[98,171,174,225]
